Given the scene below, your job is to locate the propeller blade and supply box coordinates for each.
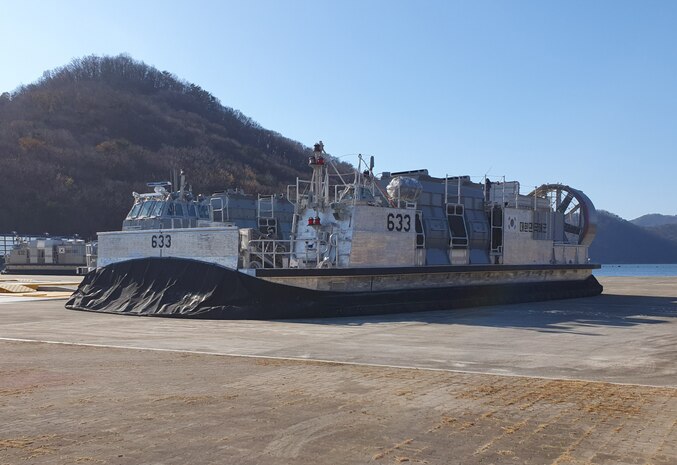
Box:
[564,223,581,235]
[557,192,574,213]
[567,203,581,215]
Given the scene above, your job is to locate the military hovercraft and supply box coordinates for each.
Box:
[67,142,602,319]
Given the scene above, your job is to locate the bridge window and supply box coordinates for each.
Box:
[151,202,165,217]
[138,201,155,218]
[127,202,142,219]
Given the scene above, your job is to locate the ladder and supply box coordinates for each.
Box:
[257,194,275,219]
[257,195,277,237]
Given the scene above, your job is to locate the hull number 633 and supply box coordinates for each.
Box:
[151,234,172,248]
[387,213,411,232]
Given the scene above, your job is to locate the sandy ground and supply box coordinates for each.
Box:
[0,275,676,464]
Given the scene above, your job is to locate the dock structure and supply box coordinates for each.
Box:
[1,276,675,464]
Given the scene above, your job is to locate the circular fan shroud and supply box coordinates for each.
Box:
[529,184,597,246]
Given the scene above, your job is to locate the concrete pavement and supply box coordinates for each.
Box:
[1,276,675,386]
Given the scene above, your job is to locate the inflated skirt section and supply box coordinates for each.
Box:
[66,258,604,320]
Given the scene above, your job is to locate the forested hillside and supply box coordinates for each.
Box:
[630,213,677,227]
[643,224,677,243]
[589,211,677,263]
[0,54,316,237]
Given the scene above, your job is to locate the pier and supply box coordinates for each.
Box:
[1,276,675,464]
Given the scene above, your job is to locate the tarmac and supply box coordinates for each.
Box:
[1,275,676,464]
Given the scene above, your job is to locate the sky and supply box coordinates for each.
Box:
[1,0,676,220]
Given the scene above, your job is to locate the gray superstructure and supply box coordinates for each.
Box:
[122,172,211,231]
[95,173,294,269]
[97,142,598,274]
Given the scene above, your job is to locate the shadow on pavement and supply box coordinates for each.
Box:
[289,294,677,335]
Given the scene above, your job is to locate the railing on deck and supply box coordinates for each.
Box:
[246,237,337,269]
[551,244,588,265]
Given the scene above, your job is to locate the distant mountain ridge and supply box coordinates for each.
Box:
[644,224,677,244]
[628,214,677,254]
[590,211,677,263]
[631,213,677,227]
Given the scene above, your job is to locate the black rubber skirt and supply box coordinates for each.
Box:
[66,257,603,319]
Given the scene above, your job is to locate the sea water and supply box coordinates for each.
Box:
[593,264,677,277]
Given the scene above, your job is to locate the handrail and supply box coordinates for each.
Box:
[247,236,333,269]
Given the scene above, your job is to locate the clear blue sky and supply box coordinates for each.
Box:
[1,0,676,220]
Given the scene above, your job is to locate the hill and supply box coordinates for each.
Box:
[0,54,322,237]
[589,210,677,263]
[630,213,677,227]
[643,224,677,244]
[629,214,677,251]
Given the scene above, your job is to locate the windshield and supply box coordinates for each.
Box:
[151,202,165,217]
[127,202,142,219]
[138,201,155,218]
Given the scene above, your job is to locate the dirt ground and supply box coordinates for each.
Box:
[1,340,675,465]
